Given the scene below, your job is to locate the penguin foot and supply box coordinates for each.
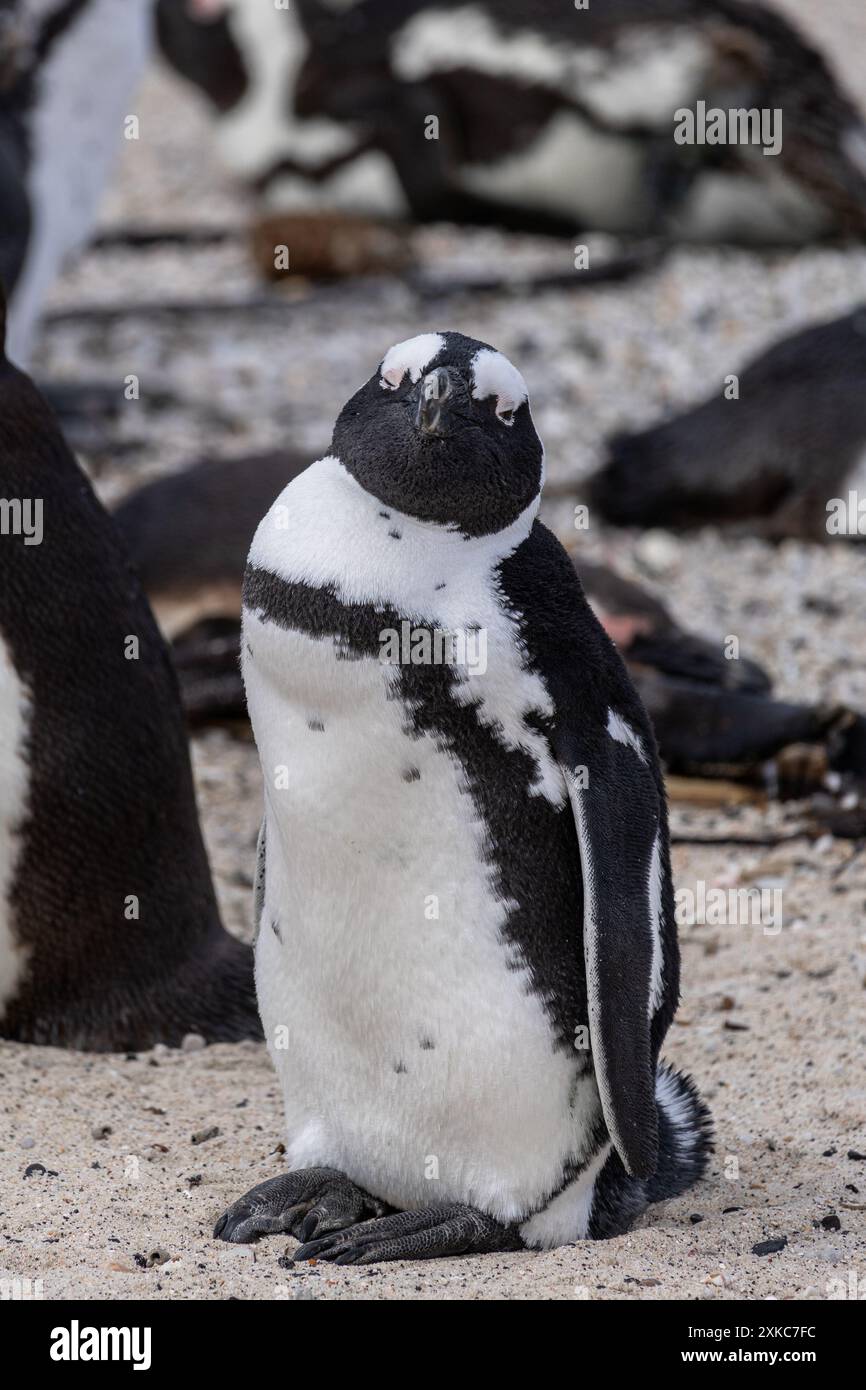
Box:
[214,1168,387,1244]
[293,1204,523,1265]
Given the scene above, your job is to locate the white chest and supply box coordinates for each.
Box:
[242,459,594,1221]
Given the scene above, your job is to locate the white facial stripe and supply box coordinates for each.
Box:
[471,348,528,420]
[380,333,446,391]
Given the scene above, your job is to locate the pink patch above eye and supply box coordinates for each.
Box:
[380,367,405,390]
[187,0,227,21]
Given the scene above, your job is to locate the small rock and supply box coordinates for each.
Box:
[141,1145,169,1162]
[848,1150,866,1161]
[181,1033,206,1054]
[635,529,681,576]
[146,1248,171,1268]
[689,1214,705,1224]
[818,1213,841,1231]
[191,1126,219,1145]
[20,1137,35,1150]
[752,1237,787,1256]
[91,1124,112,1141]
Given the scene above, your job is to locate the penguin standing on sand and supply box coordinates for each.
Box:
[0,282,260,1049]
[215,332,711,1261]
[0,0,152,367]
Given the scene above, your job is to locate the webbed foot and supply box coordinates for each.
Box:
[293,1203,523,1264]
[214,1167,387,1244]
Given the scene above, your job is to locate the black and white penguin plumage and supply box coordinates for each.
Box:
[0,282,260,1049]
[588,308,866,542]
[214,331,711,1261]
[0,0,152,367]
[112,452,866,795]
[157,0,866,244]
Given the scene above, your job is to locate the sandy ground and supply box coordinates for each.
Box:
[2,815,865,1302]
[2,0,866,1301]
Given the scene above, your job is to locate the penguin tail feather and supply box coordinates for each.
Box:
[647,1060,713,1204]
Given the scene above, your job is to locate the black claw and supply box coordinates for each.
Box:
[216,1169,382,1248]
[292,1236,333,1262]
[296,1211,320,1244]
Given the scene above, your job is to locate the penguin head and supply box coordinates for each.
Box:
[331,331,544,537]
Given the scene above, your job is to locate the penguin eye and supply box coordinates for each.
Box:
[496,403,516,426]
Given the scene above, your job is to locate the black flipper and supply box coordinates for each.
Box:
[556,724,662,1180]
[499,523,680,1182]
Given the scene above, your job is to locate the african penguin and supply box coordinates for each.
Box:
[0,0,152,368]
[0,281,260,1049]
[214,331,711,1262]
[587,308,866,542]
[157,0,866,244]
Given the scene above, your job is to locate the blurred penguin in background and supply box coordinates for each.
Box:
[156,0,866,244]
[588,309,866,541]
[0,0,152,368]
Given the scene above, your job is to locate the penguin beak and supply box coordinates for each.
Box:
[415,367,454,437]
